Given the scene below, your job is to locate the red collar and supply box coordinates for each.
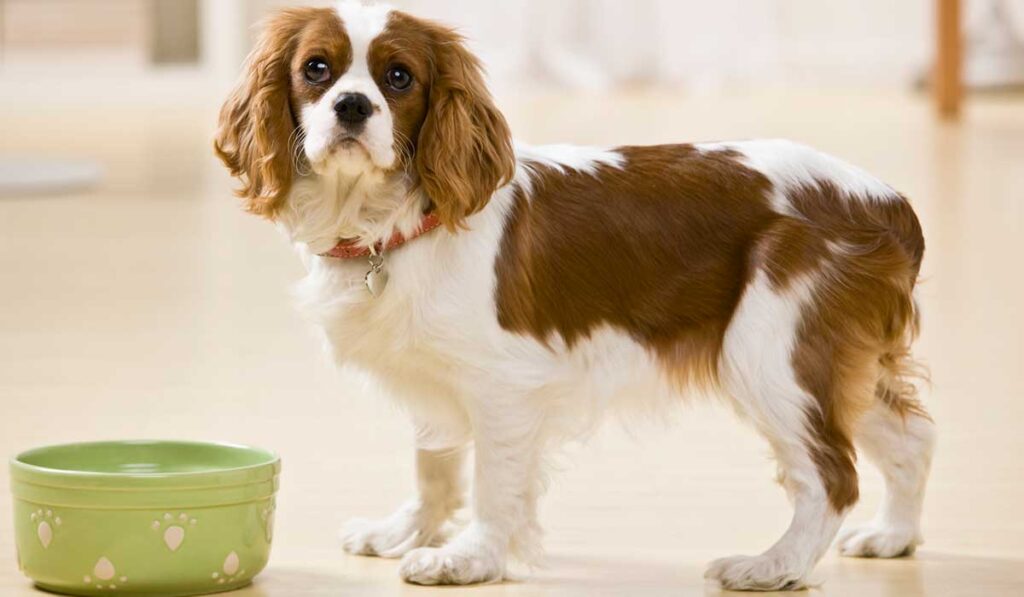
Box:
[319,213,443,259]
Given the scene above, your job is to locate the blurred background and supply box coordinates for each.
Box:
[1,1,1023,595]
[2,0,1024,91]
[2,0,1023,193]
[2,0,1024,88]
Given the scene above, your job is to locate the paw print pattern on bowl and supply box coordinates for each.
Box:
[11,440,280,594]
[211,551,246,586]
[30,509,61,549]
[83,556,128,591]
[152,512,197,552]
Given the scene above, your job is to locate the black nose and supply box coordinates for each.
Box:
[334,93,373,125]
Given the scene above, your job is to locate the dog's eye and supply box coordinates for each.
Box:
[385,66,413,91]
[303,59,331,84]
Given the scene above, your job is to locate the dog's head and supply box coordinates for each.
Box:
[214,2,514,229]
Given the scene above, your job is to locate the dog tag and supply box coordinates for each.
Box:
[365,253,388,297]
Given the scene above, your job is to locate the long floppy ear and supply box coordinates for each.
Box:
[214,10,314,217]
[416,26,515,230]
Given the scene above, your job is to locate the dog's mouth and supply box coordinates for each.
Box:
[331,134,369,155]
[306,132,382,176]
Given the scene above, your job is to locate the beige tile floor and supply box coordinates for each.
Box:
[1,87,1023,596]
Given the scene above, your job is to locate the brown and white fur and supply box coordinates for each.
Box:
[214,2,935,590]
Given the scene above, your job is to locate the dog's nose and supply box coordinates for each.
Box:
[334,93,373,125]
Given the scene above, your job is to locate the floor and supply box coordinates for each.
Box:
[1,85,1023,596]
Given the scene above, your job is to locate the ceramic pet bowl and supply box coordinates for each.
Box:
[10,440,280,596]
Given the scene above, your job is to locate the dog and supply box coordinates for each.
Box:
[214,2,935,590]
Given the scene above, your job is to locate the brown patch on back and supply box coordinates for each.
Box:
[495,145,776,387]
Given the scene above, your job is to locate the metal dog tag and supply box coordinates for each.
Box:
[365,253,388,297]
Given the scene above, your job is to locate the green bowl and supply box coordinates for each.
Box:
[10,440,280,596]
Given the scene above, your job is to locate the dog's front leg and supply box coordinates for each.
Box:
[342,446,468,558]
[400,397,543,585]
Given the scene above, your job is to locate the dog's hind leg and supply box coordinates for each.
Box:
[705,271,864,591]
[838,390,935,558]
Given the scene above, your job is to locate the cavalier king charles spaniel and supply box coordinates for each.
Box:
[215,1,935,590]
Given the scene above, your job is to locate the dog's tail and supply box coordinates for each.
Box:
[873,193,930,419]
[875,310,929,420]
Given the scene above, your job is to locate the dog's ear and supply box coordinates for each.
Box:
[214,10,313,217]
[415,25,515,230]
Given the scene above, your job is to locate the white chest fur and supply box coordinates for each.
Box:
[286,192,526,443]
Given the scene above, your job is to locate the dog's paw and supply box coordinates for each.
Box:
[398,526,505,585]
[837,524,920,558]
[399,546,503,585]
[341,503,447,559]
[705,553,810,591]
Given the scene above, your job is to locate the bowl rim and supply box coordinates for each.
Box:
[10,439,280,490]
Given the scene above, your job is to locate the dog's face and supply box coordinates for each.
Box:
[214,2,515,229]
[291,5,421,175]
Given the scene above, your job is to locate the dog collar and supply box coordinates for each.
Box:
[319,213,443,260]
[318,213,443,298]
